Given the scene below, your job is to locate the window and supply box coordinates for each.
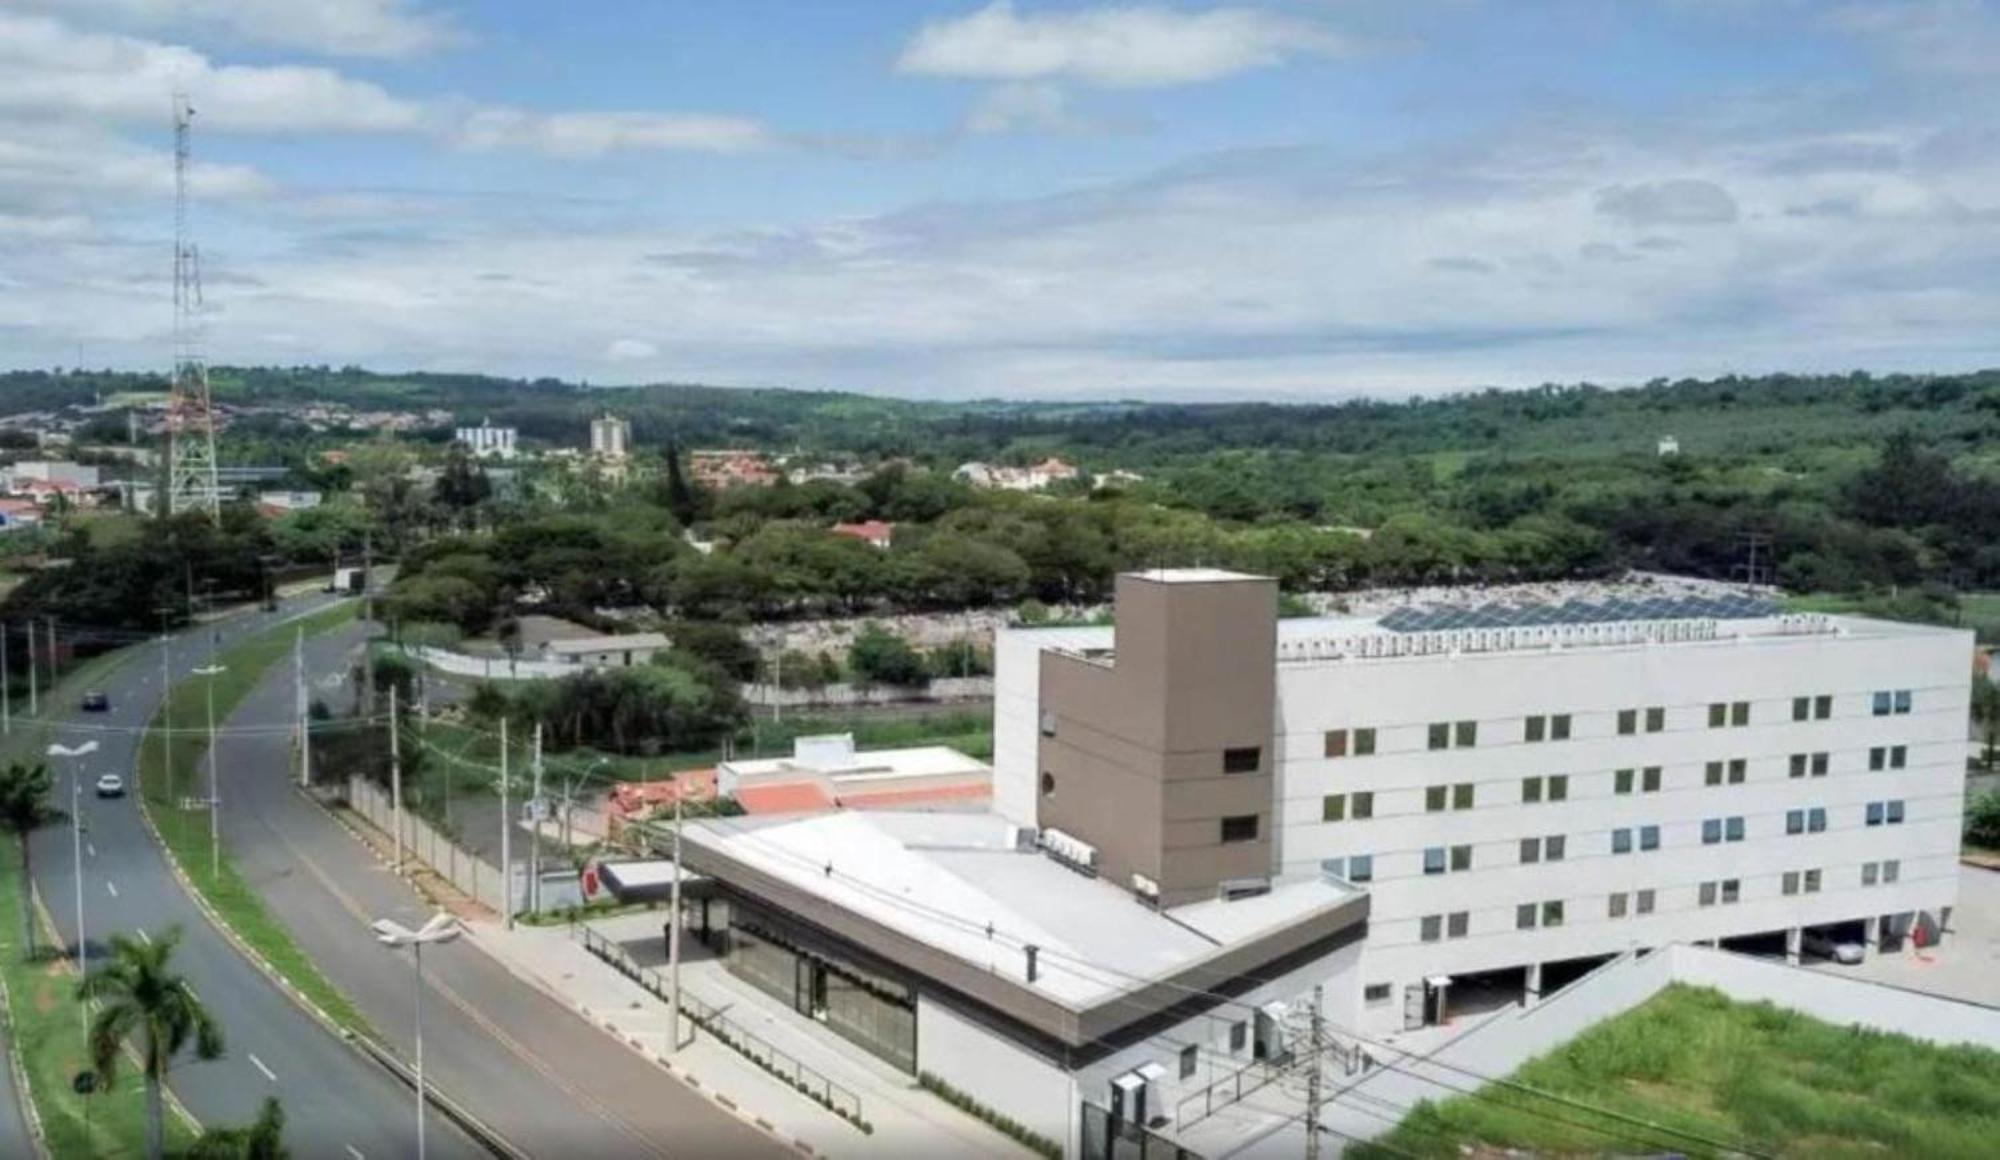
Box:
[1804,868,1821,893]
[1230,1022,1249,1052]
[1516,903,1537,930]
[1223,747,1261,774]
[1708,702,1727,728]
[1363,984,1392,1006]
[1347,854,1374,883]
[1450,844,1473,872]
[1039,711,1057,737]
[1452,782,1475,810]
[1353,791,1375,819]
[1180,1044,1199,1080]
[1551,714,1572,740]
[1542,900,1564,927]
[1866,801,1885,826]
[1646,706,1665,732]
[1525,715,1546,743]
[1549,775,1569,801]
[1725,816,1745,842]
[1894,689,1912,715]
[1520,837,1541,864]
[1323,730,1348,759]
[1041,771,1055,797]
[1355,728,1377,756]
[1869,747,1887,772]
[1428,722,1450,750]
[1637,889,1656,914]
[1522,776,1543,804]
[1609,892,1628,918]
[1782,871,1800,896]
[1640,825,1660,851]
[1322,794,1346,822]
[1447,911,1469,939]
[1890,745,1908,770]
[1728,759,1746,784]
[1862,862,1879,887]
[1814,694,1832,719]
[1426,785,1448,812]
[1705,761,1723,787]
[1423,847,1447,875]
[1702,818,1723,845]
[1721,878,1740,904]
[1643,766,1662,792]
[1612,828,1633,854]
[1811,752,1829,777]
[1731,701,1750,727]
[1883,859,1901,883]
[1808,807,1826,833]
[1420,915,1442,942]
[1615,768,1635,794]
[1887,799,1906,824]
[1617,709,1637,736]
[1699,881,1717,907]
[1786,809,1805,836]
[1790,753,1807,779]
[1220,814,1259,843]
[1872,691,1892,716]
[1544,835,1566,862]
[1792,695,1810,722]
[1455,720,1478,748]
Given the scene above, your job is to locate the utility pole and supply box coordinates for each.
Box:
[294,627,309,787]
[390,685,403,877]
[2,621,11,736]
[43,617,56,694]
[668,788,685,1052]
[25,615,36,717]
[157,607,174,803]
[772,648,782,725]
[530,724,544,916]
[203,663,221,880]
[499,717,513,929]
[71,772,85,1039]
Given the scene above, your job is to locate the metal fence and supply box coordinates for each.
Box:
[1081,1102,1203,1160]
[577,926,870,1132]
[1173,1058,1279,1130]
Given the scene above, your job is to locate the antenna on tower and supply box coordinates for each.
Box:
[166,91,219,521]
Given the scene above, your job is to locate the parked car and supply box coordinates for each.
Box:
[80,691,110,712]
[1801,931,1864,964]
[93,774,125,799]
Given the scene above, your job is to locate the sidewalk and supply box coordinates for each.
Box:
[466,913,1031,1159]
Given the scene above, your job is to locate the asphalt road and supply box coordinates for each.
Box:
[222,619,784,1158]
[30,597,486,1160]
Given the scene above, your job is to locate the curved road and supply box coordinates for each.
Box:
[32,598,486,1160]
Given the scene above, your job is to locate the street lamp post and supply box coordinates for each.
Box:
[48,740,98,1043]
[192,664,226,879]
[371,914,461,1160]
[667,778,707,1054]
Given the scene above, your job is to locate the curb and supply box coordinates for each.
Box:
[0,926,49,1160]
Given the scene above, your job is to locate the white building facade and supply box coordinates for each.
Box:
[453,419,518,459]
[590,412,631,459]
[996,572,1970,1038]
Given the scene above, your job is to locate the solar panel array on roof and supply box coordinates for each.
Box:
[1377,592,1779,633]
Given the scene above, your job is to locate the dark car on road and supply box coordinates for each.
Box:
[81,691,110,712]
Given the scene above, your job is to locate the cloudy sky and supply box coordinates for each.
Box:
[4,1,1998,400]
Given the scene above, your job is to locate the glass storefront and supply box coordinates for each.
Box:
[722,906,918,1073]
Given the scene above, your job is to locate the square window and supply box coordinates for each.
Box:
[1699,881,1717,907]
[1223,747,1261,774]
[1891,745,1907,770]
[1640,825,1660,851]
[1614,768,1635,794]
[1725,816,1745,842]
[1520,837,1541,864]
[1870,747,1886,772]
[1872,691,1892,716]
[1894,690,1912,715]
[1542,900,1564,927]
[1551,714,1572,740]
[1792,696,1809,722]
[1787,810,1804,835]
[1420,915,1442,942]
[1525,715,1546,743]
[1363,985,1392,1006]
[1731,701,1750,727]
[1322,794,1346,822]
[1549,775,1569,802]
[1637,889,1656,914]
[1612,828,1633,854]
[1522,776,1543,804]
[1230,1022,1249,1051]
[1646,706,1665,733]
[1705,761,1723,786]
[1708,702,1727,728]
[1782,871,1800,895]
[1617,709,1637,735]
[1804,869,1821,893]
[1728,758,1746,784]
[1862,862,1879,887]
[1452,782,1475,810]
[1789,753,1807,779]
[1608,892,1628,918]
[1353,791,1375,819]
[1348,855,1374,882]
[1180,1044,1199,1080]
[1812,752,1829,777]
[1887,800,1905,824]
[1455,720,1478,748]
[1643,766,1662,792]
[1323,729,1348,759]
[1721,878,1740,904]
[1355,728,1377,756]
[1884,859,1901,883]
[1544,835,1566,862]
[1814,694,1833,719]
[1450,844,1473,872]
[1516,903,1537,930]
[1866,801,1885,826]
[1702,818,1722,844]
[1428,722,1450,750]
[1447,911,1469,939]
[1220,814,1259,843]
[1423,847,1446,875]
[1808,807,1826,833]
[1426,785,1448,812]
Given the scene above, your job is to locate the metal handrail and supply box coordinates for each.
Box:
[578,927,869,1130]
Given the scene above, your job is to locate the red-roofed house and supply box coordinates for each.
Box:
[830,520,895,550]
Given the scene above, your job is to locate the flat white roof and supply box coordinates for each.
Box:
[683,809,1358,1008]
[547,632,669,654]
[1128,567,1268,584]
[720,744,987,781]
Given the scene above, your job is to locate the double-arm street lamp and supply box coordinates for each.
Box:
[191,663,226,877]
[371,913,461,1160]
[47,739,99,1040]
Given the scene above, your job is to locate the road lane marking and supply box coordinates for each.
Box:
[346,1146,365,1160]
[105,881,118,898]
[134,929,151,946]
[249,1053,277,1083]
[85,842,96,859]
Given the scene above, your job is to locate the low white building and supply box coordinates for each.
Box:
[543,632,668,669]
[454,418,518,459]
[3,461,99,491]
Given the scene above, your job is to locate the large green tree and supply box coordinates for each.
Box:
[0,760,63,956]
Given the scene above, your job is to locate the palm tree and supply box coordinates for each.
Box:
[79,928,224,1160]
[0,760,64,956]
[187,1095,289,1159]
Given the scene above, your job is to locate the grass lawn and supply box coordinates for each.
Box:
[0,835,196,1158]
[137,601,372,1037]
[1355,984,2000,1160]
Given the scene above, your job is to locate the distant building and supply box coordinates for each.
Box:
[689,449,779,489]
[543,632,669,669]
[717,734,991,814]
[830,520,895,550]
[256,491,322,518]
[454,418,518,459]
[953,457,1080,492]
[590,412,632,460]
[0,498,42,532]
[1658,435,1681,457]
[4,461,100,491]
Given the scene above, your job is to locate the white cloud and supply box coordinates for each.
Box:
[12,0,457,59]
[453,109,774,158]
[1595,179,1741,226]
[964,82,1092,134]
[606,338,660,362]
[899,2,1351,88]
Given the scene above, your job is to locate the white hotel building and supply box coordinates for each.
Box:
[996,569,1969,1037]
